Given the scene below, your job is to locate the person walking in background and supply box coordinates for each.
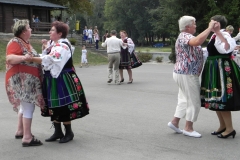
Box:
[167,16,217,138]
[27,21,89,143]
[119,30,134,84]
[83,26,88,41]
[103,30,109,41]
[201,15,239,139]
[87,27,93,46]
[94,29,99,50]
[80,45,88,68]
[5,19,45,147]
[102,30,127,85]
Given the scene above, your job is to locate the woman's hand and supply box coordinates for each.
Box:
[42,39,48,50]
[22,54,33,62]
[212,22,220,33]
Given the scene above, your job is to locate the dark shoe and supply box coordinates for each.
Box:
[22,138,43,147]
[120,78,124,83]
[45,122,64,142]
[107,79,112,83]
[15,135,23,139]
[211,128,226,135]
[217,130,236,139]
[127,79,133,84]
[15,134,34,139]
[59,124,74,143]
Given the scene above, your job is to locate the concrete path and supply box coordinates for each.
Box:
[0,63,239,160]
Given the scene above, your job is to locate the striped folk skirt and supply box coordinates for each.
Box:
[41,69,89,122]
[201,55,240,111]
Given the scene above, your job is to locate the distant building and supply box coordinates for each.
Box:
[0,0,66,32]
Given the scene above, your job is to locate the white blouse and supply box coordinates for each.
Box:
[214,30,236,54]
[126,37,135,54]
[41,38,75,78]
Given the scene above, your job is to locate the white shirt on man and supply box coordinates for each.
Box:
[101,36,126,53]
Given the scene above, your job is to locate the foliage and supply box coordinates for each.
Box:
[137,52,152,62]
[103,0,159,45]
[155,56,163,63]
[168,45,176,63]
[45,0,93,15]
[69,38,77,45]
[84,0,106,37]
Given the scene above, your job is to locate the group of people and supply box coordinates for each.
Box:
[5,20,89,147]
[6,14,240,149]
[83,26,99,50]
[101,30,135,85]
[168,15,240,139]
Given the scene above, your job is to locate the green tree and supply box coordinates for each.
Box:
[45,0,93,15]
[103,0,159,45]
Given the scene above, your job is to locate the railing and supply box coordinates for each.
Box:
[31,22,51,33]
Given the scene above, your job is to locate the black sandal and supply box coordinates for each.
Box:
[22,138,43,147]
[15,135,23,139]
[15,134,34,139]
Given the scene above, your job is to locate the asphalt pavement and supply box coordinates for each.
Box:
[0,63,239,160]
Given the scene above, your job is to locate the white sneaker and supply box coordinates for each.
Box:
[182,130,202,138]
[167,122,182,134]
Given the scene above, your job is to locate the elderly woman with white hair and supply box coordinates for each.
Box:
[167,16,217,138]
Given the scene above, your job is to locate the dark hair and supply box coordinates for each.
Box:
[211,15,227,29]
[51,21,69,38]
[110,30,117,35]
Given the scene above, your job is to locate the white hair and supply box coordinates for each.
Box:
[178,16,196,32]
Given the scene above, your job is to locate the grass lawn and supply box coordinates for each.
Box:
[0,39,108,71]
[135,46,171,53]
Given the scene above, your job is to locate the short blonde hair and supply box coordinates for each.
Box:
[178,16,196,32]
[12,19,29,37]
[226,25,234,32]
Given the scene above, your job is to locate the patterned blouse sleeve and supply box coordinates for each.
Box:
[215,31,236,54]
[127,38,135,54]
[41,42,71,78]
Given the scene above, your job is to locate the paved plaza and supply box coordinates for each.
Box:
[0,63,240,160]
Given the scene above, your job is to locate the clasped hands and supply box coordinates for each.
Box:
[209,20,220,33]
[22,53,33,62]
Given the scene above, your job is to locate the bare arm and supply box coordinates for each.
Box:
[215,29,230,51]
[6,54,31,65]
[188,20,216,46]
[26,57,42,64]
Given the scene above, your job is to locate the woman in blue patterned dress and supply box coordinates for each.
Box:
[201,15,239,138]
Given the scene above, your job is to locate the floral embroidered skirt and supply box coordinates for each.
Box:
[201,55,240,111]
[41,68,89,122]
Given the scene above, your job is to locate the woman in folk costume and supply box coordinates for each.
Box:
[119,30,135,84]
[201,15,239,138]
[28,21,89,143]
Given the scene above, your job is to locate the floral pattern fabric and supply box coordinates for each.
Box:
[5,37,45,111]
[41,38,75,78]
[174,32,204,76]
[201,34,240,111]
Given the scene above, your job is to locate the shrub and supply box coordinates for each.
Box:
[69,38,77,45]
[137,52,152,62]
[156,56,163,62]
